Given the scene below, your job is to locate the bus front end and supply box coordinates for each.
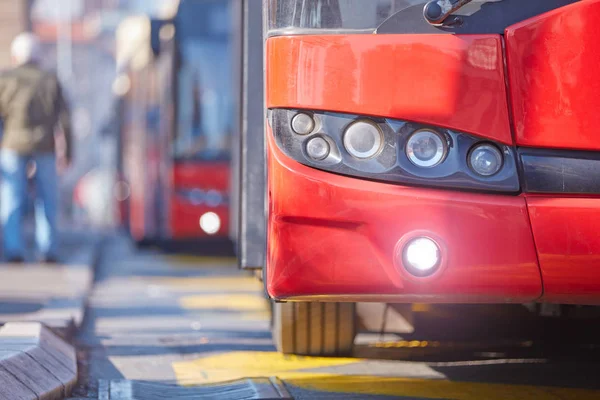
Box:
[266,0,600,312]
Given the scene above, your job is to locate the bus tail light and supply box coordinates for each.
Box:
[270,109,519,193]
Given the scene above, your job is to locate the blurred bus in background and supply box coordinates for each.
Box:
[112,0,233,247]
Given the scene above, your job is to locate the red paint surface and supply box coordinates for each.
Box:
[527,196,600,305]
[266,129,542,303]
[170,161,230,238]
[266,34,513,144]
[172,162,230,192]
[506,1,600,150]
[170,198,229,238]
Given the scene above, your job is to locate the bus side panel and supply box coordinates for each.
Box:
[237,0,267,269]
[505,0,600,151]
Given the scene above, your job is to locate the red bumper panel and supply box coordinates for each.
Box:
[267,133,542,303]
[527,197,600,305]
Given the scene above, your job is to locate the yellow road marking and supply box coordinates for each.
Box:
[412,303,432,313]
[160,276,263,292]
[172,351,600,399]
[173,351,357,384]
[285,375,600,400]
[371,340,434,349]
[179,294,269,312]
[167,255,238,267]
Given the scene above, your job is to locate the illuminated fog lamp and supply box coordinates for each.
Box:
[406,129,447,168]
[199,212,221,235]
[291,113,315,135]
[343,120,383,159]
[306,137,330,160]
[402,237,441,277]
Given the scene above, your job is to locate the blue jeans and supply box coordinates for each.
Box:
[0,149,58,259]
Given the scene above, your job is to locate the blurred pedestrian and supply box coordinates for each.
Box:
[0,32,72,263]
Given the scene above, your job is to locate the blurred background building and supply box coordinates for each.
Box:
[0,1,32,68]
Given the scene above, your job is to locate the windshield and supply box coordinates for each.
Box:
[174,0,233,161]
[266,0,426,35]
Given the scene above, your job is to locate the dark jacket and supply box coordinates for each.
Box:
[0,63,72,159]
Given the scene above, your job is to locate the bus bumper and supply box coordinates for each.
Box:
[267,133,543,304]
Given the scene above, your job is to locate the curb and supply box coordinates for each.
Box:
[0,232,106,342]
[98,377,292,399]
[0,322,77,400]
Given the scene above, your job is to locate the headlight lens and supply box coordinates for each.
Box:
[406,129,447,168]
[291,113,315,135]
[306,137,330,160]
[199,212,221,235]
[469,144,503,176]
[343,120,383,159]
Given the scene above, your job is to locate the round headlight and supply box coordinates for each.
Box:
[469,144,503,176]
[306,137,330,161]
[199,212,221,235]
[406,129,447,168]
[291,113,315,135]
[343,120,383,159]
[402,237,441,277]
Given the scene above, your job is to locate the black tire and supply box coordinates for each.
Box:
[272,301,356,356]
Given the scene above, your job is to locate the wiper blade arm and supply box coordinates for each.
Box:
[423,0,474,25]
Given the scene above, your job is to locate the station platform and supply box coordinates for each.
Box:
[0,228,103,339]
[65,234,600,400]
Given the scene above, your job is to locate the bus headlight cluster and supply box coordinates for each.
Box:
[273,109,519,193]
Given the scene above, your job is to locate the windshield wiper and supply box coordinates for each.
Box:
[423,0,474,25]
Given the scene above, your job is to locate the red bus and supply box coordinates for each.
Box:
[236,0,600,356]
[114,0,233,247]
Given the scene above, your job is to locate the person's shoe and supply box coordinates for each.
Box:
[6,256,25,264]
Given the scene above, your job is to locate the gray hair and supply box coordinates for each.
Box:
[11,32,41,65]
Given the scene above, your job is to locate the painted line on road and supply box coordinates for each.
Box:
[179,293,269,312]
[172,351,600,399]
[167,255,238,267]
[160,276,263,292]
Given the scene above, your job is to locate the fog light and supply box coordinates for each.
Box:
[403,237,441,277]
[406,129,447,168]
[469,144,503,176]
[343,120,383,159]
[291,113,315,135]
[200,212,221,235]
[306,137,330,160]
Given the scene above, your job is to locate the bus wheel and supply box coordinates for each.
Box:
[272,302,356,357]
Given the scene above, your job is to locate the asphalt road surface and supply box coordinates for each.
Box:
[69,235,600,399]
